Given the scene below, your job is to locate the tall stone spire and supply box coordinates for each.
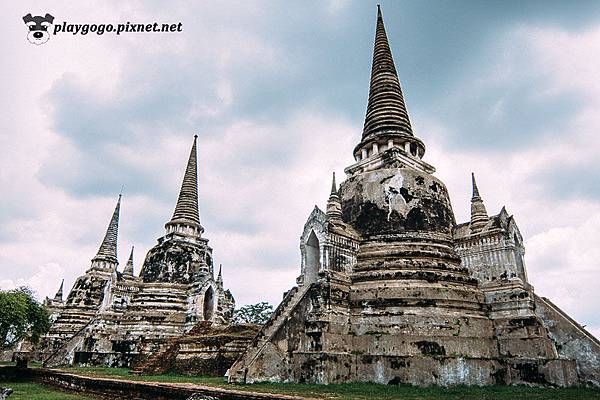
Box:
[92,194,121,266]
[166,135,202,235]
[330,171,338,195]
[216,264,223,287]
[470,173,488,232]
[362,5,413,140]
[53,279,64,302]
[472,172,481,198]
[172,135,199,223]
[123,246,134,276]
[352,5,426,164]
[326,172,342,220]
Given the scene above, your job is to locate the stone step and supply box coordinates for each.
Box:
[229,284,311,382]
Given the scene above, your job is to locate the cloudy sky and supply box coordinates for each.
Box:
[1,1,599,336]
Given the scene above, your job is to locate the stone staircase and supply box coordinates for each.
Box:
[534,294,600,386]
[129,322,260,376]
[537,295,600,349]
[228,284,312,383]
[43,318,98,368]
[129,339,180,375]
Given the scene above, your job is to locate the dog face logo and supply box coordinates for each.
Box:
[23,13,54,45]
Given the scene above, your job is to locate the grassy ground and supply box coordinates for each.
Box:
[53,366,600,400]
[0,360,43,368]
[1,382,97,400]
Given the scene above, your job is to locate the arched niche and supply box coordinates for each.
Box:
[305,231,321,284]
[203,287,214,321]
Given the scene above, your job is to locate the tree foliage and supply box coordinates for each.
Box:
[0,287,50,350]
[233,301,274,325]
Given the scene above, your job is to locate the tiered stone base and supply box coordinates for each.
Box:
[230,279,581,387]
[284,353,576,386]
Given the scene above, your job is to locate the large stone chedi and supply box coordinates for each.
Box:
[229,7,600,386]
[39,136,235,367]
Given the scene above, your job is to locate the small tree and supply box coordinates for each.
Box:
[0,287,50,350]
[233,302,274,325]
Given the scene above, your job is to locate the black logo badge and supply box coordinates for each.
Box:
[23,13,54,45]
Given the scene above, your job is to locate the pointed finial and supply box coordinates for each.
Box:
[92,194,121,264]
[123,246,135,276]
[54,279,64,301]
[471,172,480,199]
[470,173,488,231]
[216,264,223,286]
[330,172,337,195]
[326,172,342,220]
[169,135,200,225]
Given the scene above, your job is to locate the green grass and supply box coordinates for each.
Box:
[52,366,600,400]
[0,360,42,368]
[0,382,97,399]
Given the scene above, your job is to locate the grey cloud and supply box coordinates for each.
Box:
[433,77,583,150]
[35,0,600,211]
[42,1,600,201]
[534,165,600,201]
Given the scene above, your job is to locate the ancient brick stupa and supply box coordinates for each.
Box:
[229,6,600,386]
[38,136,236,367]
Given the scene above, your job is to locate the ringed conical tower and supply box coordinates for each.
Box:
[165,135,203,236]
[90,194,121,271]
[349,5,434,175]
[230,6,583,387]
[338,6,500,384]
[139,135,213,284]
[354,6,425,163]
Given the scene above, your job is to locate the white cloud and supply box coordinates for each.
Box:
[200,112,356,305]
[0,263,65,300]
[419,24,600,337]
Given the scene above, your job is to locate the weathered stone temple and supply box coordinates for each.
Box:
[229,7,600,387]
[38,136,235,367]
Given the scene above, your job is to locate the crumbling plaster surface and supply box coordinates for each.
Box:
[140,238,212,284]
[535,295,600,386]
[341,168,455,237]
